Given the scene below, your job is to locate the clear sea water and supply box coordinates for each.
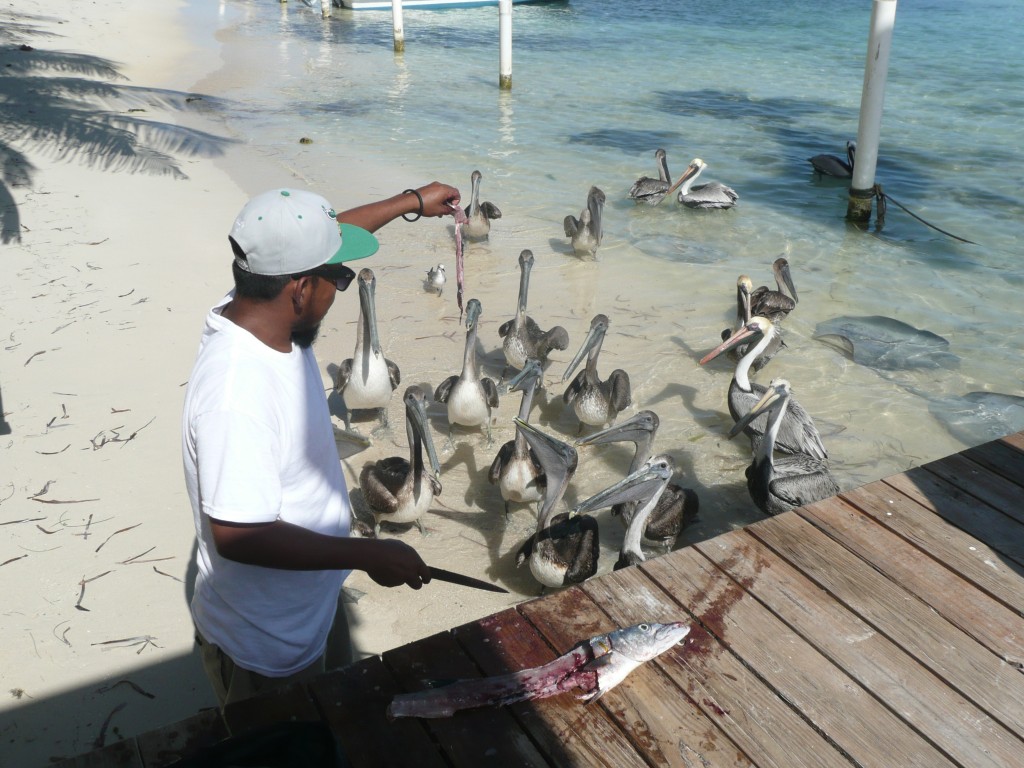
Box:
[184,0,1024,541]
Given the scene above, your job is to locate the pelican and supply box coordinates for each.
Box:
[359,386,442,536]
[700,316,828,460]
[434,298,500,445]
[423,264,446,296]
[513,418,599,590]
[719,274,784,373]
[667,158,738,209]
[488,359,544,518]
[809,141,856,179]
[335,268,400,433]
[572,454,678,570]
[561,314,631,432]
[461,170,502,241]
[750,256,798,323]
[576,411,698,551]
[563,186,605,259]
[628,148,674,205]
[729,378,839,515]
[497,249,569,377]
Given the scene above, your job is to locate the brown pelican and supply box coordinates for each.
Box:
[488,359,544,518]
[359,386,442,536]
[335,268,400,433]
[571,454,679,569]
[809,141,856,179]
[750,256,798,323]
[434,298,500,446]
[729,378,839,515]
[423,264,446,296]
[667,158,738,209]
[576,410,698,551]
[563,186,605,259]
[627,148,674,205]
[497,249,569,377]
[561,314,631,432]
[700,316,828,460]
[461,170,502,241]
[513,418,599,590]
[719,274,780,374]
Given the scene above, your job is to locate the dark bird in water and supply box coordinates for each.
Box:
[628,148,675,205]
[359,386,442,536]
[514,418,599,591]
[335,268,400,434]
[561,314,631,432]
[488,359,545,519]
[576,410,698,552]
[701,316,828,460]
[729,378,839,516]
[434,298,500,446]
[497,249,569,379]
[750,256,799,323]
[667,158,738,209]
[461,170,502,241]
[564,186,605,258]
[423,264,446,296]
[572,453,680,570]
[808,141,856,178]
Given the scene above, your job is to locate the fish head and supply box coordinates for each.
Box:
[607,621,691,662]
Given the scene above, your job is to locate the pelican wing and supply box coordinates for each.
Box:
[770,458,839,510]
[359,458,410,515]
[335,358,354,393]
[481,378,500,410]
[488,440,515,484]
[433,375,459,404]
[562,369,587,406]
[497,318,514,338]
[607,369,633,413]
[563,215,580,238]
[386,358,401,391]
[561,514,600,584]
[479,201,502,220]
[645,485,699,544]
[514,533,535,567]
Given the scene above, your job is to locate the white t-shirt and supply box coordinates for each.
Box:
[182,293,351,676]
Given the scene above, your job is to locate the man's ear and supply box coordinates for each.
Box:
[290,275,315,314]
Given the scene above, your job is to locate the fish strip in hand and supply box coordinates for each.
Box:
[387,620,689,719]
[450,203,468,320]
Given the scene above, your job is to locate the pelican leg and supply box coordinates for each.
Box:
[416,518,426,536]
[371,407,389,438]
[373,520,382,538]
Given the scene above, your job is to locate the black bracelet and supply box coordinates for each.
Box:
[401,188,423,222]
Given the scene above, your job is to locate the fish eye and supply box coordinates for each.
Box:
[639,623,649,632]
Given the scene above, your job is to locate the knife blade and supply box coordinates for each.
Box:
[427,566,509,594]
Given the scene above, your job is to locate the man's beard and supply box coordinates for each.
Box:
[291,323,321,349]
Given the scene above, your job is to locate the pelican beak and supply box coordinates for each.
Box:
[576,410,657,447]
[571,456,674,516]
[513,417,578,493]
[465,298,482,330]
[358,271,381,359]
[775,258,799,304]
[517,250,534,313]
[504,358,542,395]
[658,161,702,205]
[407,388,442,476]
[727,381,786,439]
[561,319,604,382]
[699,321,763,365]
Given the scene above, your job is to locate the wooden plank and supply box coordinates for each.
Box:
[584,560,851,768]
[998,431,1024,453]
[51,740,142,768]
[641,545,955,767]
[134,708,228,767]
[883,468,1024,566]
[839,483,1024,627]
[310,655,446,768]
[222,681,321,735]
[382,628,548,767]
[923,452,1024,526]
[962,438,1024,484]
[503,588,752,768]
[750,511,1024,738]
[697,528,1024,768]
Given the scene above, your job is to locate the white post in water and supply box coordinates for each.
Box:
[321,0,331,18]
[848,0,897,222]
[499,0,512,90]
[392,0,405,53]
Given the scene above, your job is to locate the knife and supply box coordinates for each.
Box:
[427,566,509,594]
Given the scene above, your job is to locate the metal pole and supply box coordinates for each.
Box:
[499,0,512,90]
[392,0,405,53]
[847,0,897,222]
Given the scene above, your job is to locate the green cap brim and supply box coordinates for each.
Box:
[327,223,379,264]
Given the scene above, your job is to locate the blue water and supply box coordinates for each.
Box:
[186,0,1024,537]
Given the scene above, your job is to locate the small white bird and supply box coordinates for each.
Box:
[424,264,446,296]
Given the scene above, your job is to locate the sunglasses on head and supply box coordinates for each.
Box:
[294,264,356,292]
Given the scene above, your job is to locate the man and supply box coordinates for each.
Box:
[182,183,460,707]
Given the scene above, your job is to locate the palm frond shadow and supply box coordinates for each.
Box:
[0,12,238,243]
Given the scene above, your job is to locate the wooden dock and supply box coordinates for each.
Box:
[58,431,1024,767]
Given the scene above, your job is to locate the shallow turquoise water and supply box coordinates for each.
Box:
[186,0,1024,536]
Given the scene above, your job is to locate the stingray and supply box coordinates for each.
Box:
[928,391,1024,446]
[814,315,960,371]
